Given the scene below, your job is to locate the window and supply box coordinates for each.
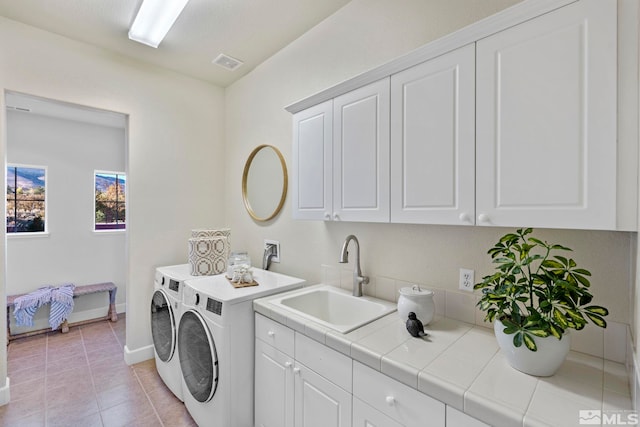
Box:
[95,171,126,231]
[6,164,47,233]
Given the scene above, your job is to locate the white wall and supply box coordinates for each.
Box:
[225,0,634,328]
[6,110,126,334]
[0,15,226,395]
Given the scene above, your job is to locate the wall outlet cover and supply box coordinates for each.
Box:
[459,268,474,292]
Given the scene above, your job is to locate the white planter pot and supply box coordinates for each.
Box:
[494,318,571,377]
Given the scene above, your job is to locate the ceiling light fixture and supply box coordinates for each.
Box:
[128,0,190,48]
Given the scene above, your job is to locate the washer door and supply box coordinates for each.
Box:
[178,310,219,403]
[150,289,176,363]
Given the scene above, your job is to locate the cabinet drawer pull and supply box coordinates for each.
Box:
[385,396,396,406]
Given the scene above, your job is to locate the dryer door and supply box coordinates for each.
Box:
[178,310,219,403]
[150,289,177,362]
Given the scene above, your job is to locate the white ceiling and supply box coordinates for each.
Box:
[0,0,351,88]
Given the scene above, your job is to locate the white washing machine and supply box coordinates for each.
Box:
[178,269,304,427]
[151,264,200,401]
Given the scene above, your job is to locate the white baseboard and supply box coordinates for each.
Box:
[0,378,10,406]
[124,344,154,366]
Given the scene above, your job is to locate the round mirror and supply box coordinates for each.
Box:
[242,145,288,222]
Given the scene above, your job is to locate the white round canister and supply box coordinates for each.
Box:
[397,285,435,325]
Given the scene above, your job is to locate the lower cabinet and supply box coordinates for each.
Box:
[255,314,352,427]
[353,361,445,427]
[445,406,489,427]
[295,362,352,427]
[353,397,403,427]
[255,313,487,427]
[255,338,294,427]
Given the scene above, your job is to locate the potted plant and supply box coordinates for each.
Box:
[474,228,609,376]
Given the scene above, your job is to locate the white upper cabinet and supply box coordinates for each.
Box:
[333,79,391,222]
[288,0,634,231]
[292,100,333,220]
[475,0,617,229]
[390,44,475,225]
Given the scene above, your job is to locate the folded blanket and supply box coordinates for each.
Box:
[13,286,53,327]
[49,283,75,330]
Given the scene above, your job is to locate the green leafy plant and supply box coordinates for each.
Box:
[474,228,608,352]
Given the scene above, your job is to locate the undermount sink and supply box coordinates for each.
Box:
[270,285,396,334]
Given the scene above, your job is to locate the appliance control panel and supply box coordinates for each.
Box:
[169,279,180,293]
[206,297,223,316]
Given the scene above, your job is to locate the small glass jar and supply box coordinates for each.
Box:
[227,251,251,278]
[397,285,435,325]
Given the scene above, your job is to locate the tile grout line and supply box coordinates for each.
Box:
[79,326,105,426]
[111,317,166,427]
[131,364,165,426]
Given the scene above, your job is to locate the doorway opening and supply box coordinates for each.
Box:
[4,91,128,338]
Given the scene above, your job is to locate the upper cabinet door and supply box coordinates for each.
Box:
[292,100,333,220]
[476,0,617,229]
[333,79,390,223]
[390,44,475,225]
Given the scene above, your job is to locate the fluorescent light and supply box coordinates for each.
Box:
[128,0,190,48]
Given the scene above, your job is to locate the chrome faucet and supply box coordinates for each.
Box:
[339,235,370,297]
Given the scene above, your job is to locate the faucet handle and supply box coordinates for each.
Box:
[360,276,370,285]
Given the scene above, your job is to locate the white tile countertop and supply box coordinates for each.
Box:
[253,284,633,427]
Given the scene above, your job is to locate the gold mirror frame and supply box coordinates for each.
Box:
[242,144,288,222]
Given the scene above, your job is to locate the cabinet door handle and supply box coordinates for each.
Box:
[333,213,339,221]
[478,213,490,224]
[293,367,301,375]
[267,330,275,337]
[459,212,472,224]
[285,361,292,368]
[324,212,331,220]
[385,396,395,406]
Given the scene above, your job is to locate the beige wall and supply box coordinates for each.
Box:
[225,0,634,329]
[0,0,635,405]
[0,15,226,391]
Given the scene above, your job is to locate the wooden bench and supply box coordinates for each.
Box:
[7,282,118,341]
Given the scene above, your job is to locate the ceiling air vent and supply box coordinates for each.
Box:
[212,53,243,71]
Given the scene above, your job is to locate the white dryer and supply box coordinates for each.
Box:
[151,264,199,401]
[178,269,304,427]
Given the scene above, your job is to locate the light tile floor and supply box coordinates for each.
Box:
[1,315,195,426]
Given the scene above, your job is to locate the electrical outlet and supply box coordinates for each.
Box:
[459,268,474,292]
[264,239,280,263]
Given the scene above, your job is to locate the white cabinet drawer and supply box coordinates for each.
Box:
[353,361,445,427]
[295,332,352,392]
[255,313,294,356]
[353,397,403,427]
[446,406,489,427]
